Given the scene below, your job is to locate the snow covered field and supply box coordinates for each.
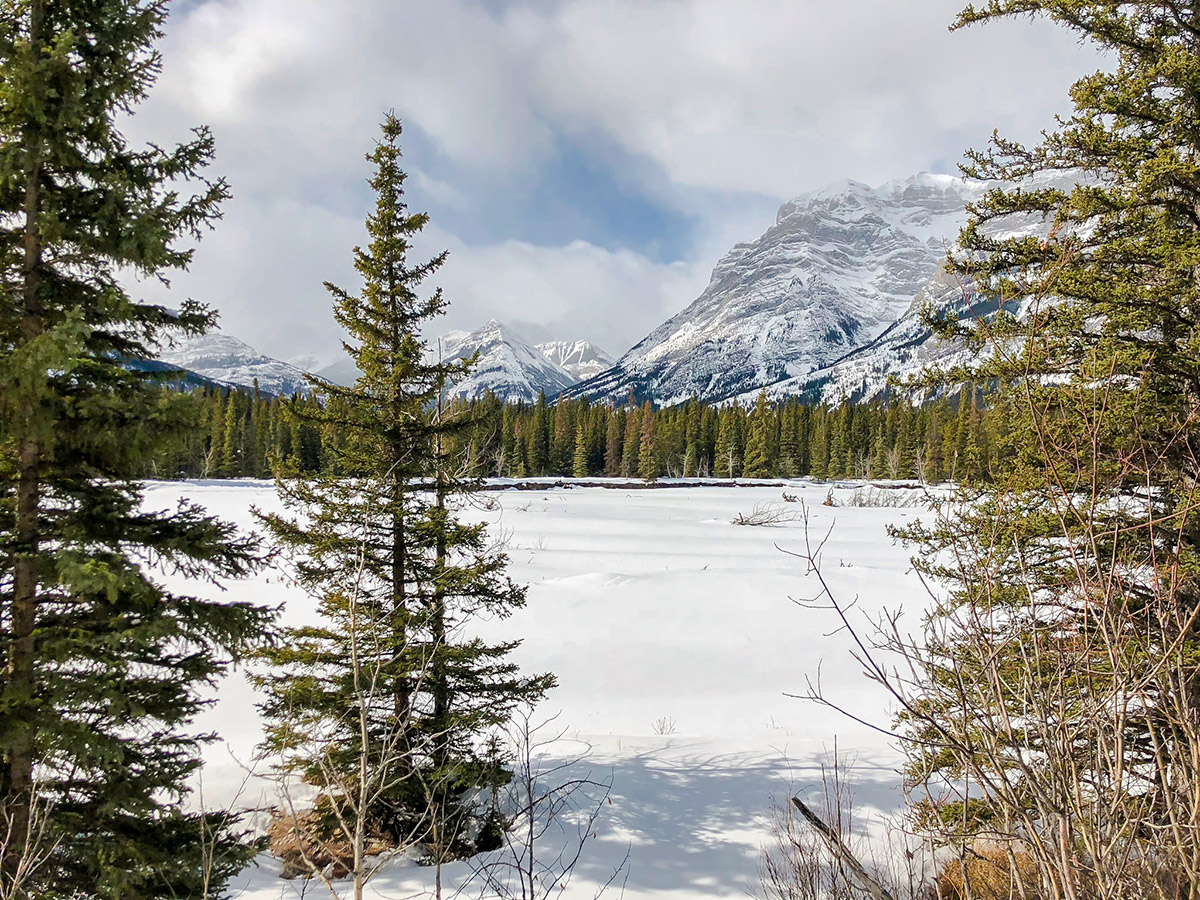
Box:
[142,479,936,899]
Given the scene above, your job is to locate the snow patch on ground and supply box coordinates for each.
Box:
[142,479,935,900]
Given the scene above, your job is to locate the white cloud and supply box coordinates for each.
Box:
[123,0,1104,364]
[426,230,712,357]
[526,0,1097,193]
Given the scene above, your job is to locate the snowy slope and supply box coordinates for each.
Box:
[438,319,579,402]
[573,174,988,406]
[738,267,983,405]
[536,340,615,382]
[738,175,1077,406]
[144,479,936,900]
[157,331,312,397]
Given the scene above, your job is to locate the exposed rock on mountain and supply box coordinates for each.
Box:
[573,173,988,405]
[735,267,982,404]
[535,340,615,382]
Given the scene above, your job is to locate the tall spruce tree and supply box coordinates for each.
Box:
[0,2,270,896]
[742,391,773,478]
[256,116,553,874]
[888,1,1200,893]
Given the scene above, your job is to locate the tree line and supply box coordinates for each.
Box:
[153,383,1000,484]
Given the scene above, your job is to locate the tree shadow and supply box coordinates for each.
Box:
[553,742,905,895]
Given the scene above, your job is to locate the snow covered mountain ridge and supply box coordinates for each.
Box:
[536,340,614,382]
[156,331,313,397]
[572,173,990,406]
[156,322,611,403]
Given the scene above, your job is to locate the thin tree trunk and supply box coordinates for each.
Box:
[432,381,449,753]
[5,0,45,881]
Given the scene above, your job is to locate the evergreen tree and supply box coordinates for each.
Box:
[220,391,240,476]
[637,402,657,481]
[572,420,589,477]
[777,401,800,477]
[527,393,550,474]
[742,391,773,478]
[549,400,568,474]
[714,408,741,477]
[809,414,830,480]
[0,2,270,896]
[499,404,517,476]
[620,405,641,477]
[893,2,1200,891]
[603,409,622,476]
[256,117,552,874]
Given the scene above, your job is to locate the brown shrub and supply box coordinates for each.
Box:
[267,808,394,879]
[934,845,1042,900]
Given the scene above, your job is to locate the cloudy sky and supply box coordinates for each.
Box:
[129,0,1099,365]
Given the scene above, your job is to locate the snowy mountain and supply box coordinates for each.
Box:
[171,322,609,402]
[733,267,983,405]
[535,340,615,382]
[437,320,578,403]
[740,175,1079,406]
[156,331,312,397]
[573,173,989,405]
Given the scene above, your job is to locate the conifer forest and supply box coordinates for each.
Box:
[162,385,998,485]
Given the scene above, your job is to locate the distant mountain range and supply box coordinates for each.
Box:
[155,172,1061,407]
[156,331,313,397]
[154,321,613,403]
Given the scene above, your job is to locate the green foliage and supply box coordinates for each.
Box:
[0,2,271,896]
[892,1,1200,890]
[145,383,1013,484]
[255,117,552,866]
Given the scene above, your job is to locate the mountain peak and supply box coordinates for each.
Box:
[572,172,984,406]
[157,330,312,396]
[438,320,577,403]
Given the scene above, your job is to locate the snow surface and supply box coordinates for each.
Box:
[143,479,936,899]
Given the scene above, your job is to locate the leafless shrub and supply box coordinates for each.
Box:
[0,788,58,900]
[758,756,925,900]
[758,762,858,900]
[844,487,930,509]
[471,708,627,900]
[651,716,677,736]
[733,502,801,526]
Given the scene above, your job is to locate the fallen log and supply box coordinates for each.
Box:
[791,797,896,900]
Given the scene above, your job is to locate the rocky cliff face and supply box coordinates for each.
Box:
[573,173,988,405]
[733,267,982,405]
